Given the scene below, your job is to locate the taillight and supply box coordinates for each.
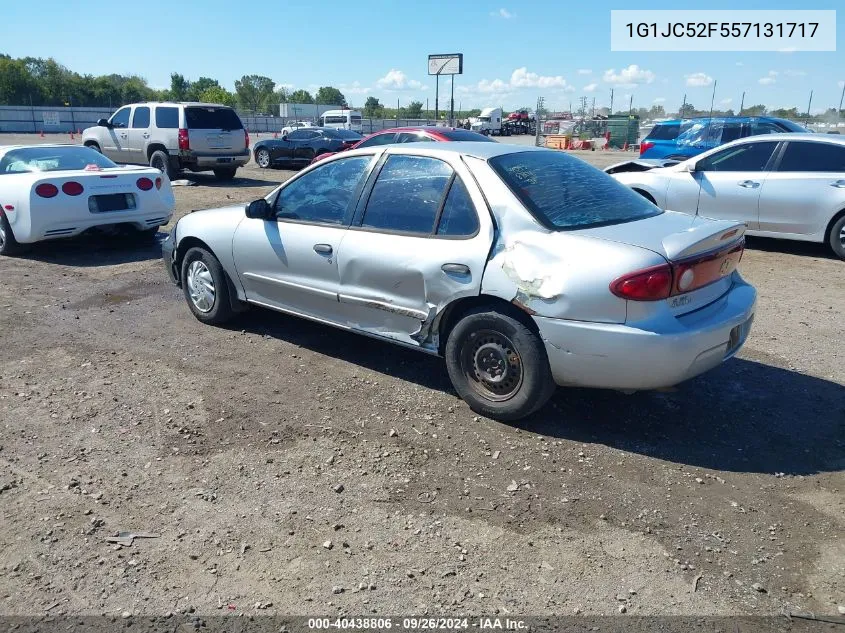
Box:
[61,181,84,196]
[155,177,162,190]
[35,183,58,198]
[244,130,250,149]
[673,240,745,294]
[178,128,190,150]
[136,177,154,191]
[639,140,654,155]
[610,264,673,301]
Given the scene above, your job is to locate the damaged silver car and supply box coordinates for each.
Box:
[162,143,756,420]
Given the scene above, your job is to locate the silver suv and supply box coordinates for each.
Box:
[82,102,250,181]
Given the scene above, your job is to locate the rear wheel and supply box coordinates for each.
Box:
[255,148,271,168]
[213,168,237,181]
[149,150,173,179]
[180,247,235,325]
[445,307,555,421]
[828,213,845,260]
[0,212,25,256]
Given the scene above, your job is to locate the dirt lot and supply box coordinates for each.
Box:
[0,133,842,619]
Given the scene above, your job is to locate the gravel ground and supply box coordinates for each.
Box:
[0,133,842,619]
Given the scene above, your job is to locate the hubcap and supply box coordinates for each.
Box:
[839,225,845,247]
[0,224,6,248]
[460,330,524,402]
[186,260,215,313]
[257,150,270,168]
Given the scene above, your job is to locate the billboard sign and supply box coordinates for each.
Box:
[428,54,463,75]
[42,112,60,127]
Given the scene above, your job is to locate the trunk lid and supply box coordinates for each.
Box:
[184,106,245,156]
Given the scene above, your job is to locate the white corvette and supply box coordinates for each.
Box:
[0,144,175,255]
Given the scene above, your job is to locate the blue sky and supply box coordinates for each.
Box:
[1,0,843,113]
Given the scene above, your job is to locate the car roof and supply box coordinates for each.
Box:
[654,116,802,126]
[379,141,543,160]
[725,133,845,145]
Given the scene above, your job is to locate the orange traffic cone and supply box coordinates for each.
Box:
[622,141,628,151]
[77,128,81,135]
[273,132,278,139]
[70,131,75,140]
[39,130,45,138]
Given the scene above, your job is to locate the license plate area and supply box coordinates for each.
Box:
[89,193,135,213]
[216,157,234,163]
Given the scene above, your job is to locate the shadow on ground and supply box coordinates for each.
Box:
[234,307,845,477]
[745,235,837,260]
[14,232,165,267]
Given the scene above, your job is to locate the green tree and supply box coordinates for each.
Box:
[234,74,275,113]
[363,96,383,117]
[770,107,799,118]
[0,55,40,105]
[466,108,482,117]
[170,73,190,100]
[679,102,696,117]
[274,86,290,103]
[187,77,220,101]
[315,86,346,106]
[289,89,314,104]
[741,104,767,116]
[198,85,236,107]
[405,100,423,118]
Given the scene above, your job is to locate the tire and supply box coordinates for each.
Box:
[180,247,235,325]
[0,212,26,256]
[828,213,845,260]
[445,307,556,421]
[213,168,237,181]
[85,142,101,153]
[255,148,271,169]
[149,149,173,179]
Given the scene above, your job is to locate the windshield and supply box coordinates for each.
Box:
[488,150,662,230]
[439,129,497,142]
[0,146,117,174]
[185,107,243,130]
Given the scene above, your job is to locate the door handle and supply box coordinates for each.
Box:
[142,133,150,139]
[738,180,760,188]
[441,263,470,275]
[313,243,333,254]
[831,180,845,189]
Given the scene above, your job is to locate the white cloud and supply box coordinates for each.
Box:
[577,69,592,75]
[510,67,571,89]
[376,69,424,91]
[340,81,369,95]
[779,46,798,53]
[583,83,598,93]
[602,65,655,88]
[490,7,515,18]
[653,97,666,103]
[758,70,778,85]
[685,72,713,87]
[720,98,733,106]
[735,62,744,67]
[839,80,845,89]
[784,69,807,77]
[477,78,510,93]
[273,81,295,91]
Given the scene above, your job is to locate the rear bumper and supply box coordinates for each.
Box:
[20,208,173,243]
[534,279,757,390]
[179,149,250,170]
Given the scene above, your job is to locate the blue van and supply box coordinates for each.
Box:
[639,116,808,159]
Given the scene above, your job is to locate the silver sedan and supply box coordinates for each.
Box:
[162,143,756,420]
[609,133,845,259]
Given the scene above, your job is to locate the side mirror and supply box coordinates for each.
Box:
[245,198,272,220]
[97,118,111,127]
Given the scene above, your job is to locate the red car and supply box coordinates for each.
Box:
[309,126,494,164]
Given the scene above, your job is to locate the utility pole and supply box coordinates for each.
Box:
[591,97,595,117]
[450,75,455,126]
[739,91,745,115]
[628,94,633,115]
[535,96,544,147]
[435,75,439,121]
[680,93,687,117]
[709,80,717,120]
[609,88,614,115]
[806,90,813,124]
[426,98,429,120]
[397,98,400,124]
[839,82,845,124]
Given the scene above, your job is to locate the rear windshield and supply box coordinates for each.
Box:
[439,128,497,142]
[775,119,810,132]
[185,107,243,130]
[489,150,662,230]
[645,123,680,140]
[0,146,117,174]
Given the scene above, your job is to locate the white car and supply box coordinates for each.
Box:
[280,121,314,136]
[0,144,175,255]
[608,134,845,259]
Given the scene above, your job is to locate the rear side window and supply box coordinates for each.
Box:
[185,107,243,130]
[131,107,150,129]
[436,178,479,237]
[395,132,434,143]
[155,107,179,129]
[438,128,497,142]
[287,129,309,140]
[362,155,453,234]
[720,122,743,143]
[645,124,680,141]
[697,141,778,172]
[777,142,845,172]
[750,121,782,136]
[489,150,661,230]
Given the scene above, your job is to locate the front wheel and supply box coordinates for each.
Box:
[445,308,555,421]
[255,148,271,168]
[0,212,26,256]
[180,247,235,325]
[828,214,845,260]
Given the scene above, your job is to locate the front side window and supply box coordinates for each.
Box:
[287,129,309,140]
[361,155,453,234]
[274,156,371,225]
[489,150,661,230]
[110,107,130,128]
[357,133,397,148]
[777,141,845,172]
[155,106,179,128]
[436,177,479,237]
[697,141,778,172]
[132,107,150,129]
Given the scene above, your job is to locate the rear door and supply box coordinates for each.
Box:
[125,105,151,164]
[689,140,779,228]
[103,106,131,162]
[335,151,494,347]
[184,106,243,159]
[757,140,845,236]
